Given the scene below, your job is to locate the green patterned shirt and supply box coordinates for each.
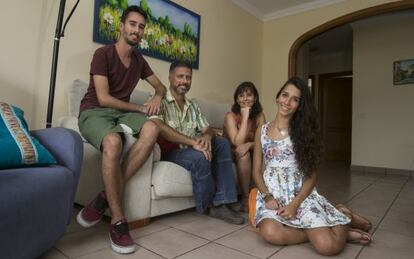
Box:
[151,90,209,148]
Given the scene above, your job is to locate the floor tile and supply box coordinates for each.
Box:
[175,242,256,259]
[376,175,408,185]
[385,209,414,224]
[269,244,343,259]
[38,248,68,259]
[389,202,414,215]
[137,228,208,258]
[55,227,109,258]
[215,228,281,258]
[152,210,203,227]
[346,199,390,218]
[74,246,163,259]
[358,229,414,259]
[174,216,245,240]
[130,221,170,239]
[338,243,364,259]
[379,217,414,238]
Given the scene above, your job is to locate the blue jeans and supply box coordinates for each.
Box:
[165,136,237,213]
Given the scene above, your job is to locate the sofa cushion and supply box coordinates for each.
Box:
[0,103,56,169]
[68,79,88,117]
[151,161,193,199]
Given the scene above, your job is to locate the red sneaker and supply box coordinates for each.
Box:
[109,219,136,254]
[76,191,108,227]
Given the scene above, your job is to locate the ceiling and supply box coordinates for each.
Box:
[232,0,345,21]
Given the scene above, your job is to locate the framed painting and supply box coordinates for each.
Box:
[394,59,414,85]
[93,0,201,69]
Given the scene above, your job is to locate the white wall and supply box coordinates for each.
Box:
[352,16,414,171]
[0,0,262,129]
[0,1,44,126]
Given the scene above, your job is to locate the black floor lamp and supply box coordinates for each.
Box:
[46,0,80,128]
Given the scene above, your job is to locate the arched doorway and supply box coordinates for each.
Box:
[289,1,414,163]
[288,1,414,77]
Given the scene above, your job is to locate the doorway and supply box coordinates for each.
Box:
[318,72,352,162]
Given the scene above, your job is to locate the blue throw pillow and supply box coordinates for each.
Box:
[0,102,57,169]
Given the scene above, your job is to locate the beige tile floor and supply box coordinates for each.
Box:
[40,162,414,259]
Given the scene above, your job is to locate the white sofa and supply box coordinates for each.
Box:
[58,79,231,227]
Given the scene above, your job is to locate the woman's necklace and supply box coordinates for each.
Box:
[275,119,289,137]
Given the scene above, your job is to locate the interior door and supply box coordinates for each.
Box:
[319,75,352,161]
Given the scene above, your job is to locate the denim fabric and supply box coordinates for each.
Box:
[166,136,237,213]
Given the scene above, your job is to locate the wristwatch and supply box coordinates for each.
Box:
[260,192,272,200]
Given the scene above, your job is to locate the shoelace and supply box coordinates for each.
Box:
[113,221,129,235]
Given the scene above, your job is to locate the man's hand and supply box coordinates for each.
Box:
[192,141,212,161]
[196,134,212,152]
[144,95,162,116]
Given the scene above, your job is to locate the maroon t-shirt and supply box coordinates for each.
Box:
[79,44,154,113]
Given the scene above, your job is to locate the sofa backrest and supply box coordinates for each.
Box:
[67,79,151,117]
[68,79,88,117]
[67,79,230,129]
[192,98,230,129]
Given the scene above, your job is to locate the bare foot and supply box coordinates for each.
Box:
[348,228,372,245]
[351,212,373,232]
[336,204,372,232]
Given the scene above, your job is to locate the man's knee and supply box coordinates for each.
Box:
[101,133,123,157]
[212,136,232,155]
[140,120,159,138]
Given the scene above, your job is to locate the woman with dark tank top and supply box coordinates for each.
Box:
[224,82,265,212]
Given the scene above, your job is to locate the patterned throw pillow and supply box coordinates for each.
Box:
[0,102,57,169]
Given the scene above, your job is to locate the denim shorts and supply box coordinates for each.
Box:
[78,107,148,150]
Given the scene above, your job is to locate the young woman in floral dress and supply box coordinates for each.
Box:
[250,77,371,256]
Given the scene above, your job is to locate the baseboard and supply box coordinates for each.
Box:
[128,218,150,229]
[350,165,413,177]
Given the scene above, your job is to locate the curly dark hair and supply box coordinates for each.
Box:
[231,81,263,119]
[276,77,323,176]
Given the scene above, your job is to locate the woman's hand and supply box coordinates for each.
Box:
[265,196,280,210]
[234,142,253,159]
[277,203,299,220]
[240,106,251,118]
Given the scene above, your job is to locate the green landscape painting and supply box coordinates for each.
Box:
[93,0,201,68]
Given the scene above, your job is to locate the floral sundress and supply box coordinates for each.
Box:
[253,123,350,228]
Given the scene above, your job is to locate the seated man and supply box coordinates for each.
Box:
[76,6,166,254]
[151,61,244,225]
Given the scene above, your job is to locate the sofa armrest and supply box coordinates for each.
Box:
[31,127,83,174]
[31,127,83,224]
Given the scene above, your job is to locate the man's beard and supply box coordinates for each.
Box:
[124,32,140,46]
[176,85,189,94]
